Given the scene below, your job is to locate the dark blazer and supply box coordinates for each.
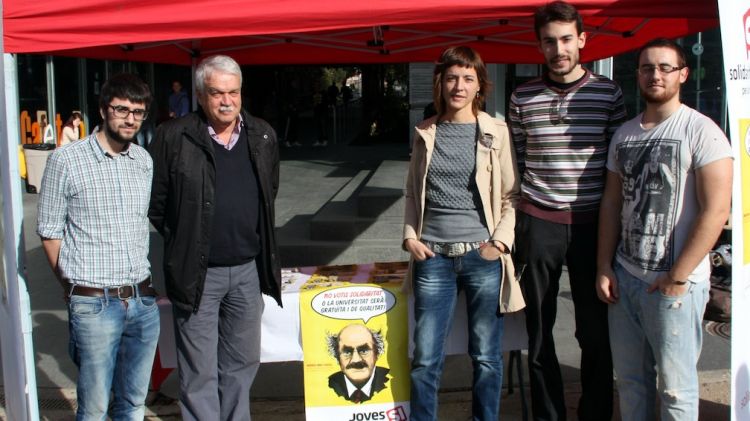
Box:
[328,366,390,403]
[148,109,281,312]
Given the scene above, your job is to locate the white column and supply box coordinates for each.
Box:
[0,50,40,420]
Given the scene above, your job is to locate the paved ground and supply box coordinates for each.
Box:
[2,140,732,420]
[17,369,732,420]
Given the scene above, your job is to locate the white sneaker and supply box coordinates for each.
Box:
[284,141,292,147]
[312,141,321,147]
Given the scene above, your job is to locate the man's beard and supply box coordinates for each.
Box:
[104,122,136,145]
[641,85,679,105]
[547,54,579,77]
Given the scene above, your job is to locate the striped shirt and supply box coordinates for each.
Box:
[37,133,153,287]
[509,70,626,221]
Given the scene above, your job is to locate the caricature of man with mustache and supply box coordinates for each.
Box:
[327,324,390,403]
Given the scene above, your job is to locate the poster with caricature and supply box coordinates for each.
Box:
[300,266,410,421]
[718,0,750,419]
[742,120,750,267]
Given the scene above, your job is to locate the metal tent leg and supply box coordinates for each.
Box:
[506,350,528,421]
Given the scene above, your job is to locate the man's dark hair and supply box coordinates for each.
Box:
[327,326,385,359]
[99,73,152,114]
[637,38,688,69]
[533,1,583,40]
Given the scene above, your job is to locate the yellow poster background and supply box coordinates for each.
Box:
[742,119,750,264]
[300,279,410,413]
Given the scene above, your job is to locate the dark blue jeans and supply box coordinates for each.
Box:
[68,291,160,421]
[410,249,504,421]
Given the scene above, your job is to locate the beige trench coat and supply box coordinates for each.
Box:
[403,111,525,312]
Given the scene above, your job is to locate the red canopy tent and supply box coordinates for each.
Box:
[4,0,719,64]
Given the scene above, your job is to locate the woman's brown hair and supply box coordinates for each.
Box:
[64,111,83,128]
[432,46,490,118]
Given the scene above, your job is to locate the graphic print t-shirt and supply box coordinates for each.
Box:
[607,105,732,283]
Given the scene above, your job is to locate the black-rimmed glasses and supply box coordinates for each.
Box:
[109,105,148,121]
[637,64,685,76]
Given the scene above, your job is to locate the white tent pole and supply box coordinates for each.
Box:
[46,56,57,144]
[0,50,41,420]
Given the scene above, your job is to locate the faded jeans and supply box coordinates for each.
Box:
[68,291,160,421]
[609,261,709,421]
[410,249,504,421]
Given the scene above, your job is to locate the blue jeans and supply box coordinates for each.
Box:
[68,291,160,421]
[609,262,709,421]
[410,249,504,421]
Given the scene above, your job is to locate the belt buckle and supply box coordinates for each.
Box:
[117,285,135,300]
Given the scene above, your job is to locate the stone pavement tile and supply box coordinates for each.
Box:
[6,370,726,421]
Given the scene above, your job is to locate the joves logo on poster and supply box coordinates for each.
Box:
[345,405,407,421]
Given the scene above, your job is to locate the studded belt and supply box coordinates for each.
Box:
[421,240,486,257]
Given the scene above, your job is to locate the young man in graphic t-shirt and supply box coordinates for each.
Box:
[596,38,732,421]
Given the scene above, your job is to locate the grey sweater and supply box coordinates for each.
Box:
[421,121,489,243]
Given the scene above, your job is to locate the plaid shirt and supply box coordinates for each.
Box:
[37,133,153,287]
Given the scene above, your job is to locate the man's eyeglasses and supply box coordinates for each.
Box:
[109,105,148,121]
[637,64,685,76]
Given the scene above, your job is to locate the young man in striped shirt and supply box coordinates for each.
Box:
[508,2,627,420]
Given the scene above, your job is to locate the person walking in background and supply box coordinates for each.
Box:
[597,38,732,421]
[341,84,353,104]
[313,87,329,147]
[327,81,340,106]
[149,55,282,421]
[37,73,158,420]
[282,99,301,148]
[60,111,82,146]
[40,113,55,144]
[168,80,190,118]
[341,83,354,121]
[403,45,519,421]
[508,2,627,419]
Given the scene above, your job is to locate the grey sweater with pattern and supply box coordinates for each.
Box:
[421,121,489,243]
